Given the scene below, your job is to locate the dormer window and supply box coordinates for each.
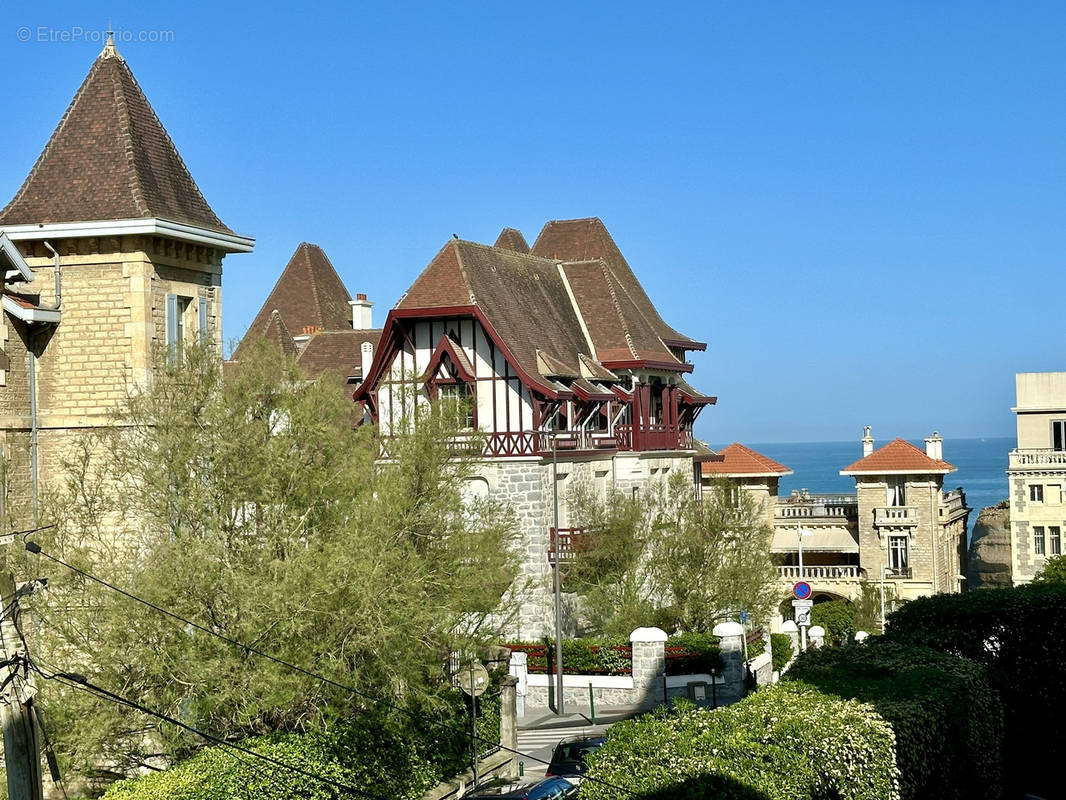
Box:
[422,334,477,430]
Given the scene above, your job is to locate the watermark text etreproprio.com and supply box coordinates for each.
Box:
[16,26,175,44]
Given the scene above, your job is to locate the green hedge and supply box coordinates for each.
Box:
[507,638,633,675]
[809,599,854,645]
[665,632,723,675]
[578,684,899,800]
[884,583,1066,799]
[102,681,501,800]
[770,633,793,672]
[784,641,1003,800]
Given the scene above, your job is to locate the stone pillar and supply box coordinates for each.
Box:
[629,626,668,709]
[780,620,799,654]
[508,651,527,718]
[499,676,519,778]
[808,625,825,649]
[712,621,747,704]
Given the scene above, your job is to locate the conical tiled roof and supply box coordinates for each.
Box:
[531,218,701,347]
[0,41,231,233]
[235,243,353,358]
[493,227,530,253]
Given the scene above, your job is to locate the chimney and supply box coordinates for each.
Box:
[350,293,374,330]
[360,340,374,380]
[925,431,943,461]
[862,425,874,457]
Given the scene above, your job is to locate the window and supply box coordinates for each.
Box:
[165,293,192,363]
[1054,420,1066,452]
[1051,526,1062,556]
[1034,526,1046,556]
[438,383,474,429]
[887,478,906,507]
[1030,484,1044,503]
[888,535,909,572]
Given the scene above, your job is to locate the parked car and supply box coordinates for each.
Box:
[545,735,607,781]
[463,776,578,799]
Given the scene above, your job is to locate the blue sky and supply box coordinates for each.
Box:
[1,2,1062,443]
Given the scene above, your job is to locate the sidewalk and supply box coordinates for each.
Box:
[518,703,645,730]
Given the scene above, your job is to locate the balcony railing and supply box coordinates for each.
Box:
[940,489,967,517]
[614,424,693,452]
[548,527,587,563]
[873,506,919,526]
[777,565,861,580]
[1009,448,1066,468]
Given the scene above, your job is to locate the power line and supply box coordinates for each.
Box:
[31,660,388,800]
[25,540,640,797]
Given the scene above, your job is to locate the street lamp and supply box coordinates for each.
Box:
[527,428,565,715]
[879,565,898,634]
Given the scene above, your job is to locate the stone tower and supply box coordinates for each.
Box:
[0,36,253,521]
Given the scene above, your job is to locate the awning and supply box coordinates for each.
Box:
[770,528,859,553]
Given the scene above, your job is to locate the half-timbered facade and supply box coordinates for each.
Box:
[354,219,714,637]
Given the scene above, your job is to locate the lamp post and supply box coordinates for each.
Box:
[879,565,897,634]
[528,427,566,715]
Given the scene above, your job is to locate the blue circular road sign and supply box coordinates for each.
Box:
[793,581,812,600]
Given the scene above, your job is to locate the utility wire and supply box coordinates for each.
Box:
[32,660,389,800]
[26,541,640,797]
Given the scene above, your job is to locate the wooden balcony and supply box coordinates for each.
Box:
[615,424,693,452]
[548,527,587,563]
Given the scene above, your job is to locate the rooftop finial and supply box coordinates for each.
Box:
[101,21,120,59]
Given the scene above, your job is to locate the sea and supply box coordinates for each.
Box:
[712,437,1015,543]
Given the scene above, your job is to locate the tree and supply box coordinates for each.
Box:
[566,474,779,634]
[1033,554,1066,584]
[20,342,518,783]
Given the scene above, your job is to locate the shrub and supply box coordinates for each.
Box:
[1033,553,1066,584]
[884,583,1066,799]
[665,632,723,675]
[809,599,854,645]
[770,633,793,672]
[579,684,898,800]
[785,640,1003,800]
[505,638,632,675]
[101,710,442,800]
[745,628,766,659]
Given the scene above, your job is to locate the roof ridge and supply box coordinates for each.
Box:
[0,58,102,219]
[304,244,325,330]
[597,260,638,359]
[109,59,149,218]
[450,240,477,305]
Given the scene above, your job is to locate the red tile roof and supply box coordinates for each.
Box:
[0,45,231,233]
[235,243,353,359]
[396,220,700,395]
[700,443,793,477]
[531,218,702,348]
[493,227,530,253]
[840,438,955,475]
[296,329,381,380]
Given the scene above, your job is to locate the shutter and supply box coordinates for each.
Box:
[198,297,209,345]
[165,293,179,363]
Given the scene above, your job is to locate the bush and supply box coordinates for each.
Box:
[770,633,793,672]
[101,710,442,800]
[784,640,1003,800]
[809,599,854,645]
[884,583,1066,799]
[579,684,899,800]
[665,632,723,675]
[506,638,633,675]
[102,679,503,800]
[1033,553,1066,584]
